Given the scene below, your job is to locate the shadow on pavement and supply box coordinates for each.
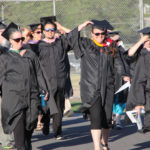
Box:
[32,124,92,150]
[130,141,150,150]
[109,122,137,142]
[62,115,89,127]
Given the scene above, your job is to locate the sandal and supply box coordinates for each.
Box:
[101,142,110,150]
[35,123,43,131]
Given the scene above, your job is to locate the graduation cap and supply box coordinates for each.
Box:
[108,31,120,36]
[108,31,122,41]
[28,23,41,31]
[0,20,7,30]
[2,22,20,40]
[40,16,56,26]
[91,19,114,31]
[138,27,150,35]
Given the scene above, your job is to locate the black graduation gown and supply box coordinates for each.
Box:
[23,40,73,99]
[64,53,73,99]
[124,45,146,79]
[23,43,39,56]
[118,46,130,77]
[0,45,8,54]
[0,49,57,134]
[66,28,125,124]
[127,50,150,131]
[114,46,130,103]
[37,35,72,95]
[0,45,8,92]
[23,44,58,115]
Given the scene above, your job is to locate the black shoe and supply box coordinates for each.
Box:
[116,124,123,130]
[137,128,150,134]
[42,114,50,135]
[42,123,49,135]
[137,129,144,134]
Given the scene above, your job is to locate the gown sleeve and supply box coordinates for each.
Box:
[61,27,90,59]
[118,46,130,77]
[128,55,147,107]
[0,54,7,87]
[32,53,49,93]
[32,53,58,115]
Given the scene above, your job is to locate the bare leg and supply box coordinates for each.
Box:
[64,99,71,114]
[116,114,121,125]
[91,129,101,150]
[35,114,43,130]
[38,114,43,124]
[101,128,110,150]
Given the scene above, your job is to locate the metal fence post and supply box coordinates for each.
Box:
[139,0,144,29]
[1,3,5,21]
[53,0,56,16]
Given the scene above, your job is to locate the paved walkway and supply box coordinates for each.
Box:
[31,114,150,150]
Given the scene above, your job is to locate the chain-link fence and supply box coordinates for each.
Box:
[0,0,148,90]
[1,0,146,74]
[0,0,143,46]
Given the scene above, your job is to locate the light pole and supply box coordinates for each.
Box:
[139,0,144,29]
[1,2,5,21]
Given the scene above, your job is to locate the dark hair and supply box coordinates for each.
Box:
[92,26,107,34]
[9,28,21,39]
[43,22,57,31]
[105,41,117,58]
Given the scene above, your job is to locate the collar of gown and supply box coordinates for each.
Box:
[42,37,57,44]
[91,38,113,47]
[9,48,21,54]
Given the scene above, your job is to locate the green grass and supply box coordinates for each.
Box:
[70,73,81,113]
[144,14,150,17]
[71,102,82,113]
[70,74,80,88]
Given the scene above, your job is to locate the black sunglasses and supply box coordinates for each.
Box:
[12,37,25,42]
[34,31,42,34]
[45,28,55,32]
[94,32,106,36]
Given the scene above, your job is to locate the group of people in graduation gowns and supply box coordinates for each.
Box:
[0,22,58,150]
[126,27,150,133]
[0,15,150,150]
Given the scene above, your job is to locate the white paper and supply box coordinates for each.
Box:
[126,109,145,123]
[115,81,131,94]
[126,110,137,123]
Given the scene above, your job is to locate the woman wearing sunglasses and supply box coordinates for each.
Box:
[22,23,42,56]
[0,22,57,150]
[22,28,32,45]
[24,23,44,131]
[29,23,42,44]
[66,20,128,150]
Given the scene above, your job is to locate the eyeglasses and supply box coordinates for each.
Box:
[45,28,55,32]
[93,32,106,36]
[12,37,25,43]
[34,31,42,34]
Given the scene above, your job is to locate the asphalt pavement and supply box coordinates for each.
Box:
[31,113,150,150]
